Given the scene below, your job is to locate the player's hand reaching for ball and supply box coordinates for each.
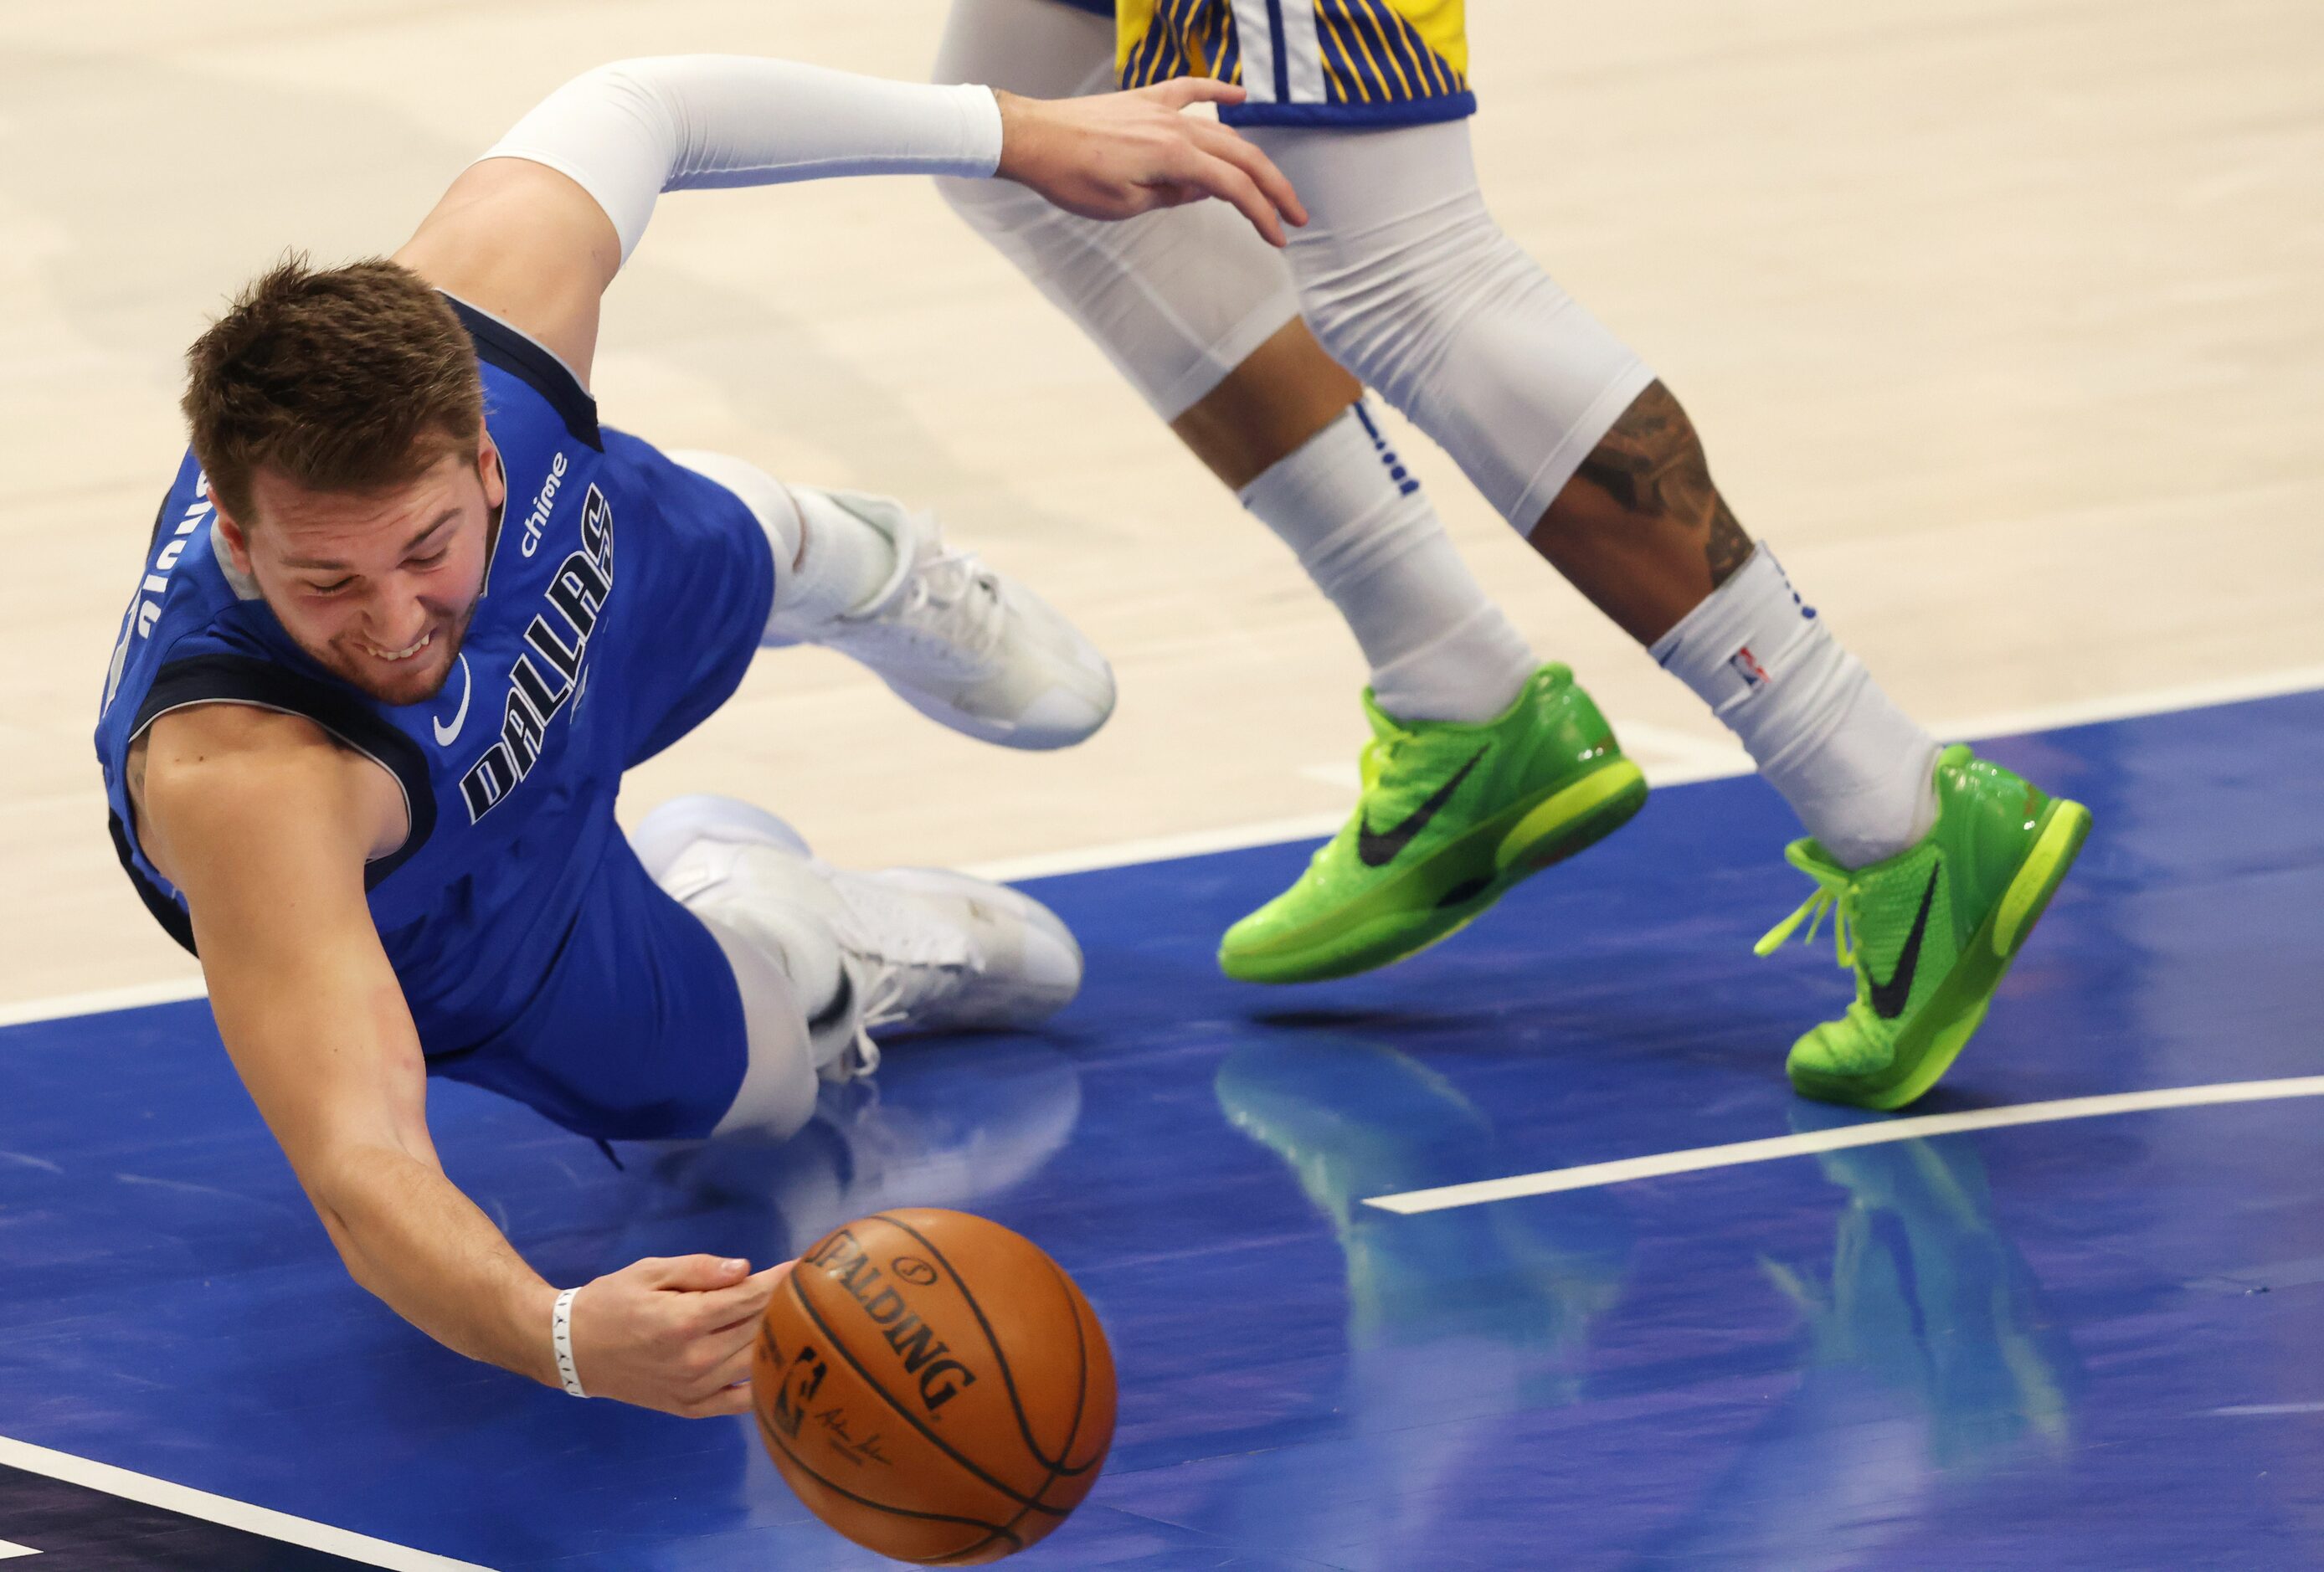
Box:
[563,1255,792,1417]
[994,81,1308,246]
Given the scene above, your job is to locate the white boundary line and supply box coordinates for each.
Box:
[1921,662,2324,745]
[1363,1076,2324,1214]
[6,665,2321,1031]
[973,662,2324,883]
[965,810,1350,884]
[0,977,206,1030]
[0,1433,492,1569]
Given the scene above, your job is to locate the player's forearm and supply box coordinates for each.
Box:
[479,56,1005,263]
[311,1142,559,1386]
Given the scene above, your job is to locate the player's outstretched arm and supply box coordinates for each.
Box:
[136,706,784,1417]
[394,59,1302,382]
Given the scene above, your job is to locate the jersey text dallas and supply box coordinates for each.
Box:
[457,483,615,822]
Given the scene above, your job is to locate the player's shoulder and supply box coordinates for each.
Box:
[441,292,604,454]
[139,701,362,814]
[137,701,400,879]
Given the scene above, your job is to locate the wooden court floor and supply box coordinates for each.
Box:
[3,691,2321,1566]
[4,0,2321,1009]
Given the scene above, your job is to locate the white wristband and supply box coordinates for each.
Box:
[552,1287,589,1398]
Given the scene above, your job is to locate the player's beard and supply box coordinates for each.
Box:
[319,594,481,708]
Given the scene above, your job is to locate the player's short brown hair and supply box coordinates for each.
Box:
[182,254,482,527]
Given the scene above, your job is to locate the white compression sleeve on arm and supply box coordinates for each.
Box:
[479,56,1005,263]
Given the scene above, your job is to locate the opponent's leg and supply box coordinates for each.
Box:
[936,0,1648,979]
[936,0,1540,723]
[666,448,1114,750]
[1255,121,2088,1102]
[633,794,1083,1134]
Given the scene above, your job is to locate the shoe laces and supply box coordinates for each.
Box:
[1356,728,1404,795]
[1754,852,1859,971]
[822,875,985,1080]
[879,539,1006,662]
[837,973,898,1081]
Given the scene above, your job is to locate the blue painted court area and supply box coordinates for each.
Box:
[3,691,2321,1568]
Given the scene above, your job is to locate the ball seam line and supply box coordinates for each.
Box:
[868,1212,1097,1478]
[753,1407,1022,1551]
[784,1256,1070,1518]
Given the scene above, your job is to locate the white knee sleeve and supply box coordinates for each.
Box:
[1252,121,1656,529]
[668,447,800,563]
[933,0,1300,419]
[667,448,898,642]
[689,909,823,1140]
[635,796,850,1140]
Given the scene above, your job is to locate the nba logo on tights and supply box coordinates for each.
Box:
[1729,645,1771,690]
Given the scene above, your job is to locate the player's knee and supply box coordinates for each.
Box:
[1287,203,1653,528]
[1288,201,1519,411]
[666,449,801,568]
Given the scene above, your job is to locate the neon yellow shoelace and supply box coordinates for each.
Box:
[1755,860,1859,970]
[1356,727,1408,796]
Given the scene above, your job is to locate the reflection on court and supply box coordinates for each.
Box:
[0,691,2318,1567]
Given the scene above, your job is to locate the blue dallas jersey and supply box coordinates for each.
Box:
[94,299,777,1133]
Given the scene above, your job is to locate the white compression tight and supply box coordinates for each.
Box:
[933,0,1539,721]
[667,450,896,642]
[1246,121,1656,532]
[931,0,1298,419]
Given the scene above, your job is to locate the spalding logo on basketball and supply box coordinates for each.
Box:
[752,1208,1118,1565]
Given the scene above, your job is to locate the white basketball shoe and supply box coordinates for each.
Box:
[635,795,1084,1081]
[794,487,1115,751]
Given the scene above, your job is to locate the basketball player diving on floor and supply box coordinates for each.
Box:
[935,0,2093,1111]
[94,60,1304,1418]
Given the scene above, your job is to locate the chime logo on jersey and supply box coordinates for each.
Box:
[456,483,615,822]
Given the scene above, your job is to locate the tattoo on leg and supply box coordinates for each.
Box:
[1704,493,1751,584]
[1576,381,1754,586]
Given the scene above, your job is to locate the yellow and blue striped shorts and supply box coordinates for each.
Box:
[1114,0,1473,127]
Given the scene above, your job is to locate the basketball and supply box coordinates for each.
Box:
[751,1209,1117,1564]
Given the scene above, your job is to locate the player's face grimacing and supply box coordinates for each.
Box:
[223,441,507,706]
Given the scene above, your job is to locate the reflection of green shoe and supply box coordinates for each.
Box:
[1220,665,1647,984]
[1215,1037,1630,1369]
[1758,744,2091,1110]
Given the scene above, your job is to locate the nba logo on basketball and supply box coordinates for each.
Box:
[1729,645,1771,690]
[770,1343,828,1440]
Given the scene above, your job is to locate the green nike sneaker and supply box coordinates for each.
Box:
[1220,664,1648,984]
[1756,743,2092,1110]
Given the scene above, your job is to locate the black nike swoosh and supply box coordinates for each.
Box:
[1868,869,1941,1020]
[1357,749,1488,868]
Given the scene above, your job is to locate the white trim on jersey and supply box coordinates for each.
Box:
[130,696,417,866]
[1229,0,1281,104]
[1277,3,1329,105]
